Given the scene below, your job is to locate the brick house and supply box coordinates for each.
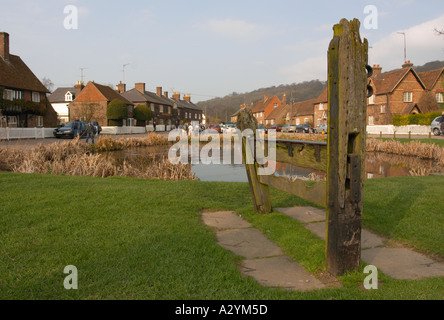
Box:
[291,98,317,126]
[0,32,57,128]
[170,92,204,125]
[265,103,289,127]
[251,95,282,125]
[367,62,428,125]
[121,84,175,126]
[48,82,84,124]
[418,68,444,107]
[68,81,134,126]
[313,88,328,127]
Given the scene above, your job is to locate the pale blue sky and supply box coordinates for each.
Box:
[1,0,443,102]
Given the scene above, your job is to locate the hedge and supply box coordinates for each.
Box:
[392,112,441,126]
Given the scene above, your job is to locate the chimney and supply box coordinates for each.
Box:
[282,93,287,105]
[173,92,180,100]
[74,81,85,98]
[164,91,169,99]
[135,83,145,94]
[184,94,191,103]
[116,81,126,93]
[402,60,413,69]
[372,64,382,76]
[156,87,163,97]
[0,32,10,61]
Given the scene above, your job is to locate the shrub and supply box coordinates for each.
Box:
[133,105,152,127]
[107,99,128,126]
[392,112,442,126]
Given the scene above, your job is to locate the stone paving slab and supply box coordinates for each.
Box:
[201,211,327,291]
[202,211,252,230]
[240,256,325,291]
[361,248,444,280]
[277,206,444,280]
[216,228,285,259]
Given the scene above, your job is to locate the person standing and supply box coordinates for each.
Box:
[86,121,96,144]
[153,120,157,132]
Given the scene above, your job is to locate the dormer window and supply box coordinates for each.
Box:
[65,92,73,102]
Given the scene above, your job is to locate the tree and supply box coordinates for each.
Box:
[41,77,54,93]
[78,102,99,122]
[133,104,152,126]
[107,99,128,126]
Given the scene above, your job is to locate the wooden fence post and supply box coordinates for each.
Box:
[237,109,272,214]
[326,19,368,276]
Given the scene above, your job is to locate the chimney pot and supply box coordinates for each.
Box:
[116,82,126,94]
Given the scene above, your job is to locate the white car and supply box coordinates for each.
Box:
[431,116,443,136]
[223,123,237,134]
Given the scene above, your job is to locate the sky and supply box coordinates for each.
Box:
[1,0,444,102]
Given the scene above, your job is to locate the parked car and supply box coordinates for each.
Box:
[314,123,328,134]
[53,120,88,139]
[208,124,222,134]
[90,121,102,135]
[295,123,312,133]
[270,124,283,132]
[223,123,237,134]
[431,116,443,136]
[257,124,268,135]
[282,124,297,133]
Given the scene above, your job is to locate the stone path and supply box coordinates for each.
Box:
[202,207,444,291]
[275,207,444,280]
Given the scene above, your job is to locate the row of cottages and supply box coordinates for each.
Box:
[0,32,58,128]
[49,80,204,127]
[244,61,443,128]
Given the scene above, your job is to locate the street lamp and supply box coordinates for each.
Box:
[397,32,407,63]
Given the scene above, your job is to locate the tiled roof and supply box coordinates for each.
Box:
[266,104,289,121]
[371,68,425,94]
[315,87,328,103]
[48,87,75,103]
[418,68,444,90]
[171,98,203,111]
[0,54,49,93]
[92,82,134,105]
[291,98,317,117]
[122,88,175,107]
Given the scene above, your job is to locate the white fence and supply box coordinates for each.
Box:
[367,125,432,135]
[101,126,147,135]
[0,127,55,140]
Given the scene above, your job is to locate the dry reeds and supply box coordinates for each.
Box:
[366,139,444,165]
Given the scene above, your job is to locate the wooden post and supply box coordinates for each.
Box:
[326,19,368,276]
[237,109,272,214]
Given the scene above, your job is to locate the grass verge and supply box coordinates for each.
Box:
[0,172,442,300]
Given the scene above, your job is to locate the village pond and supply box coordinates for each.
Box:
[102,145,444,182]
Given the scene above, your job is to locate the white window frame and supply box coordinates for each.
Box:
[304,118,309,124]
[436,92,443,103]
[403,92,413,103]
[368,116,375,126]
[319,103,324,111]
[380,104,386,114]
[8,116,17,125]
[3,89,13,101]
[296,118,300,125]
[32,92,41,103]
[368,95,375,105]
[65,92,73,102]
[159,105,164,113]
[150,103,154,112]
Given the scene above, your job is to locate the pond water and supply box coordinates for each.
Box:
[103,146,444,182]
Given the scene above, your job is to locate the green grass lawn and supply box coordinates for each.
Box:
[0,172,443,300]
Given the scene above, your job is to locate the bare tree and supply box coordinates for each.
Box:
[41,77,54,93]
[78,102,99,122]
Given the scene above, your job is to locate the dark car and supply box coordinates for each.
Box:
[296,123,312,133]
[53,120,88,139]
[270,124,283,132]
[90,121,102,135]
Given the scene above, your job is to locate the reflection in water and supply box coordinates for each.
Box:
[103,146,444,182]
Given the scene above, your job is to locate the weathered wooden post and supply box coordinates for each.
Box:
[237,109,272,214]
[326,19,369,276]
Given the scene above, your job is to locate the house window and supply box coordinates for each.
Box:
[195,114,197,120]
[274,103,278,108]
[368,95,375,105]
[128,118,135,127]
[168,107,171,114]
[319,103,324,111]
[436,93,444,103]
[199,114,201,120]
[3,89,13,101]
[185,112,188,119]
[150,103,154,112]
[304,118,309,124]
[403,92,413,103]
[296,119,300,125]
[32,92,41,103]
[38,116,44,127]
[368,116,375,126]
[159,105,164,113]
[380,105,386,114]
[65,92,73,102]
[8,116,17,125]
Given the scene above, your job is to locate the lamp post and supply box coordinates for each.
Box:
[397,32,407,63]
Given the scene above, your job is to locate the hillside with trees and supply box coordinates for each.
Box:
[197,60,444,123]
